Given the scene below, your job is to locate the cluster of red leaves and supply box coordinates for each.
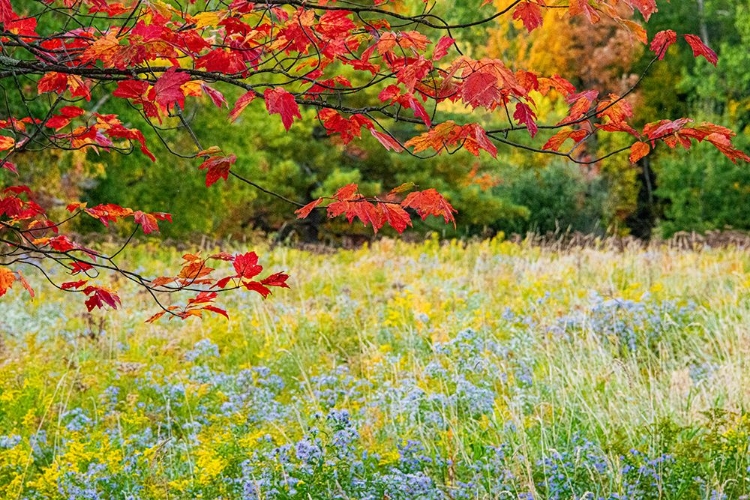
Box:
[405,121,498,158]
[539,89,750,165]
[144,251,289,322]
[0,183,287,319]
[0,186,173,310]
[0,105,155,162]
[63,202,172,234]
[0,0,741,179]
[641,120,750,164]
[294,183,457,233]
[198,153,237,187]
[60,281,122,312]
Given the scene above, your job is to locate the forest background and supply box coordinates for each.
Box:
[4,0,749,244]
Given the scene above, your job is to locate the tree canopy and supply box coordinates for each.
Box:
[1,0,748,318]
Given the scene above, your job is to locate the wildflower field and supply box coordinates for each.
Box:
[1,238,749,499]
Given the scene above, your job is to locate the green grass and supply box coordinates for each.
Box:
[0,237,749,498]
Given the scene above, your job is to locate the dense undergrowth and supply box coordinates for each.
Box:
[0,238,749,499]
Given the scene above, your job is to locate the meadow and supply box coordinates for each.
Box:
[0,237,749,499]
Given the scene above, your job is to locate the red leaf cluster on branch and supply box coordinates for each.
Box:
[295,182,457,233]
[0,185,287,319]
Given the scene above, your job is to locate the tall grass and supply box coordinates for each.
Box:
[0,237,748,498]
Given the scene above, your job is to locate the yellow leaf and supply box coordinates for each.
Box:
[180,80,203,97]
[192,11,221,29]
[621,20,647,45]
[144,0,175,23]
[196,146,221,157]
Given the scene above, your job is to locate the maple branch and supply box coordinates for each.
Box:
[262,0,523,30]
[0,228,268,309]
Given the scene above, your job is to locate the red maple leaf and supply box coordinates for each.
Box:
[370,129,404,152]
[596,94,634,124]
[84,204,134,227]
[462,71,501,110]
[81,32,124,68]
[378,85,402,104]
[401,189,457,226]
[150,67,191,111]
[242,281,271,298]
[37,72,68,94]
[103,122,155,161]
[134,211,172,234]
[233,252,263,279]
[643,117,692,141]
[318,109,373,143]
[187,291,217,306]
[295,198,323,219]
[36,73,90,101]
[61,280,88,290]
[393,56,432,93]
[264,88,301,131]
[333,184,359,201]
[178,259,214,281]
[406,96,432,128]
[48,235,77,252]
[462,123,498,158]
[201,84,226,108]
[261,272,290,288]
[558,94,597,125]
[513,2,544,33]
[198,154,237,187]
[229,91,256,122]
[83,286,121,311]
[0,0,14,25]
[683,34,718,66]
[325,183,360,220]
[316,10,357,39]
[650,30,677,59]
[351,199,383,231]
[432,37,455,61]
[538,75,577,97]
[596,121,640,138]
[113,79,149,100]
[70,261,94,274]
[45,106,85,130]
[629,142,650,163]
[513,102,538,137]
[704,133,750,164]
[405,121,462,154]
[542,128,588,152]
[196,48,247,74]
[379,203,412,233]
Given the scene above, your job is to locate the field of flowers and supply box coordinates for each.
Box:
[1,237,749,499]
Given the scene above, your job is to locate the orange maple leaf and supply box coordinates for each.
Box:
[0,267,16,297]
[401,189,457,226]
